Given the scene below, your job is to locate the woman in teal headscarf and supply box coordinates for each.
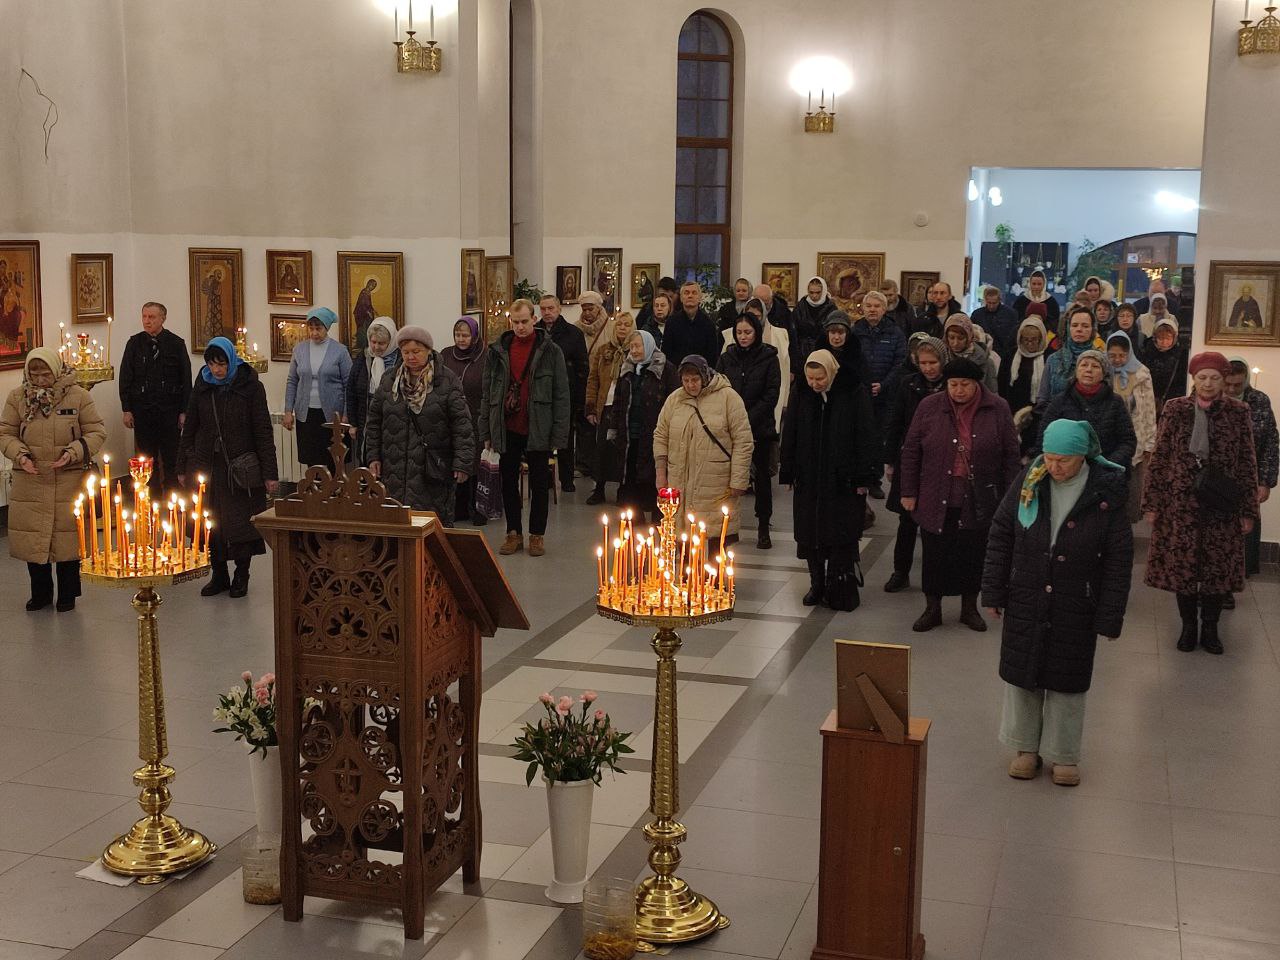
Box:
[179,337,279,598]
[982,419,1134,787]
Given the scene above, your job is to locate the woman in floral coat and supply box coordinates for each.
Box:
[1142,352,1258,656]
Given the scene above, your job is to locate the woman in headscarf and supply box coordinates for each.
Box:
[1143,352,1258,655]
[780,349,880,610]
[441,315,487,525]
[1013,269,1060,331]
[791,276,835,378]
[1038,306,1104,406]
[585,311,636,506]
[1140,317,1188,419]
[998,316,1052,456]
[1092,298,1117,339]
[898,357,1021,632]
[0,348,106,611]
[1034,349,1136,469]
[608,330,680,524]
[366,327,475,524]
[283,306,352,471]
[982,419,1133,787]
[1106,331,1158,521]
[653,354,754,543]
[1112,302,1146,354]
[718,309,782,548]
[883,336,947,593]
[1138,291,1175,337]
[346,316,399,465]
[178,338,278,598]
[942,314,997,392]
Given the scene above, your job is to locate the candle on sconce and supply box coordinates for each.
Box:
[430,3,435,40]
[408,0,413,31]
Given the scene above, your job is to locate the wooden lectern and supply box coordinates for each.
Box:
[812,711,930,960]
[255,420,528,939]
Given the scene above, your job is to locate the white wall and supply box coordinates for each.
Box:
[1191,1,1280,536]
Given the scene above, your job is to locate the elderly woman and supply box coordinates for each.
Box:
[366,327,475,524]
[283,306,353,471]
[781,350,880,610]
[584,311,636,506]
[1113,302,1146,354]
[178,338,278,598]
[942,314,997,392]
[1140,317,1188,419]
[1143,352,1258,655]
[1034,350,1136,469]
[883,336,947,592]
[346,316,399,464]
[608,331,680,523]
[441,316,487,525]
[1039,306,1103,405]
[653,355,753,544]
[0,348,106,611]
[983,419,1133,787]
[1225,358,1279,580]
[899,357,1021,632]
[1139,291,1175,337]
[1107,332,1158,520]
[998,316,1053,455]
[718,310,782,548]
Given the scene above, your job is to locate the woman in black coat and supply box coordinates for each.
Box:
[883,336,946,592]
[982,419,1133,787]
[790,276,836,378]
[1032,349,1136,469]
[440,316,487,525]
[780,349,881,611]
[717,312,781,548]
[608,331,680,524]
[177,338,279,598]
[346,317,399,464]
[1140,317,1188,420]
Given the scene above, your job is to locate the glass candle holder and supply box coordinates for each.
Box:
[583,877,637,959]
[240,830,281,905]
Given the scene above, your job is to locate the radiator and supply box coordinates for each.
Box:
[271,412,304,484]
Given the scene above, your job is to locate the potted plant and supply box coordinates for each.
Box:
[511,691,633,903]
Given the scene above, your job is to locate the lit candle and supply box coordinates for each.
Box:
[87,477,98,568]
[612,537,622,590]
[161,522,172,571]
[601,514,609,567]
[124,523,133,573]
[204,519,213,561]
[719,504,729,559]
[178,498,187,569]
[596,546,605,593]
[726,564,735,599]
[106,315,112,363]
[114,493,124,572]
[101,456,112,559]
[74,501,85,559]
[151,503,160,573]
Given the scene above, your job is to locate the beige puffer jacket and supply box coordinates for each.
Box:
[0,373,107,563]
[653,373,754,537]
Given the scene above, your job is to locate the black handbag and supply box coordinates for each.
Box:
[210,394,263,490]
[1192,459,1244,515]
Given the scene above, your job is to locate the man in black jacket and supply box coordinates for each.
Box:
[663,281,721,365]
[880,279,915,337]
[912,282,964,337]
[119,302,192,495]
[752,283,793,334]
[970,285,1020,363]
[537,294,589,492]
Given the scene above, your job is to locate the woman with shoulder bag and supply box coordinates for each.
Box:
[178,338,279,598]
[1142,352,1258,655]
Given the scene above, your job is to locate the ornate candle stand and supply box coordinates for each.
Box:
[595,491,733,945]
[79,455,215,883]
[64,329,115,389]
[235,326,269,373]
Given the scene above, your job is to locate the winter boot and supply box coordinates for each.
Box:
[912,595,943,632]
[959,594,988,632]
[1176,594,1199,652]
[803,558,825,606]
[1199,594,1224,655]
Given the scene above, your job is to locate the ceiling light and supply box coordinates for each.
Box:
[988,186,1003,207]
[1155,190,1198,212]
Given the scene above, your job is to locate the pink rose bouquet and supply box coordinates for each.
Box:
[510,691,634,786]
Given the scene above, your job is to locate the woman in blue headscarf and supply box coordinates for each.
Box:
[982,419,1133,787]
[607,329,680,523]
[178,337,278,598]
[283,306,352,471]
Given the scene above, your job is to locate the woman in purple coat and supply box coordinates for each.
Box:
[899,357,1021,633]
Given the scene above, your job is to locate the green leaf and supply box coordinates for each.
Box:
[525,761,538,786]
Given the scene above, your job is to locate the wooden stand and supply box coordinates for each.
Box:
[812,711,930,960]
[255,419,527,939]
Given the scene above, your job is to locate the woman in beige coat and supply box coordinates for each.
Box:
[0,348,107,611]
[585,313,636,506]
[653,354,754,543]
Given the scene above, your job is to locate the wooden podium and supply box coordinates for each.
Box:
[255,421,528,939]
[812,711,930,960]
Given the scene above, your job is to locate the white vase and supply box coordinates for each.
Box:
[543,776,595,904]
[249,746,283,839]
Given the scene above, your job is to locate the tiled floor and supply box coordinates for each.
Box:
[0,491,1278,959]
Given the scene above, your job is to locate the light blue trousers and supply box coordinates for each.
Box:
[999,682,1087,765]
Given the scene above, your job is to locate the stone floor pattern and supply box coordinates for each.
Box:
[1,491,1278,960]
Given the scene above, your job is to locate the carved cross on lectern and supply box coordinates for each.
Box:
[327,416,349,480]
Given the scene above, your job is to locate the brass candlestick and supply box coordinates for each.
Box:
[90,568,215,883]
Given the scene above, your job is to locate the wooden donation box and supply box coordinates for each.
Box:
[813,641,929,960]
[255,437,527,940]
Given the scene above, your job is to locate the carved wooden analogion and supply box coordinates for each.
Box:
[255,418,527,939]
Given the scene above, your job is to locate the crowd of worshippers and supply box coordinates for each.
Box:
[3,272,1274,787]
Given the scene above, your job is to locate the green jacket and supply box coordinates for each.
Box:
[479,329,570,453]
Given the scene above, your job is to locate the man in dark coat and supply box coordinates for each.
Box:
[880,279,916,337]
[752,283,793,335]
[663,281,721,365]
[538,294,589,492]
[120,302,192,496]
[971,285,1021,364]
[983,419,1133,787]
[911,282,963,337]
[852,291,907,497]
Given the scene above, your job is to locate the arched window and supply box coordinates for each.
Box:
[675,12,733,287]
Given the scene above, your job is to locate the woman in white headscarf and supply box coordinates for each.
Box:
[791,276,835,379]
[347,316,399,464]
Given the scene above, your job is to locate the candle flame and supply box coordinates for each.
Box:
[596,546,603,557]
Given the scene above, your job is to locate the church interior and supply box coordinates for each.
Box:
[2,1,1280,958]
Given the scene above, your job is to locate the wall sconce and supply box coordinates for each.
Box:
[789,57,852,135]
[1239,0,1280,55]
[393,1,442,73]
[967,179,980,202]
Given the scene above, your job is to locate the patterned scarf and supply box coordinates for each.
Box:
[22,382,58,424]
[392,355,433,414]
